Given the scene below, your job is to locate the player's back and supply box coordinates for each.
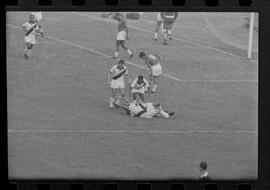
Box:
[146,54,160,66]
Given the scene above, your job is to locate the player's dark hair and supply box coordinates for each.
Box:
[139,52,146,58]
[199,162,207,170]
[138,75,144,80]
[118,59,125,64]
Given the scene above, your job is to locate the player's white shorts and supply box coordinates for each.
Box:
[24,35,36,45]
[31,12,42,22]
[110,79,125,89]
[141,103,157,119]
[151,64,162,76]
[117,31,126,41]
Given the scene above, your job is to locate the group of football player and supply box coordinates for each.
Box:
[108,12,176,119]
[21,12,176,119]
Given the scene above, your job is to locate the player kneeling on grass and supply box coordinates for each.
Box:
[138,52,162,93]
[108,59,129,108]
[22,14,44,59]
[131,75,149,102]
[113,13,134,59]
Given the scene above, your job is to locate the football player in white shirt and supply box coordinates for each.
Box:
[154,12,164,40]
[130,75,149,102]
[113,95,175,119]
[108,59,129,108]
[128,96,175,119]
[22,14,44,59]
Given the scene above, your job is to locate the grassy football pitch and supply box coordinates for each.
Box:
[7,12,258,180]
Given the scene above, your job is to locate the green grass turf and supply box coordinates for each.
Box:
[7,12,257,180]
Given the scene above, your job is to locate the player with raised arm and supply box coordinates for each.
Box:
[138,52,162,93]
[113,13,134,59]
[22,14,44,59]
[130,75,150,102]
[161,12,178,45]
[154,12,164,41]
[108,59,129,108]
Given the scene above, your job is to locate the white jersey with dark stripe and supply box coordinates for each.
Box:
[110,65,128,83]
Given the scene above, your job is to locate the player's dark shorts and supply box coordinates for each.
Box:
[116,40,125,46]
[156,20,163,26]
[163,23,173,30]
[132,92,144,101]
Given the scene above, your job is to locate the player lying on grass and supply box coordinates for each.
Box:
[154,12,164,41]
[108,59,129,108]
[138,52,162,93]
[113,13,134,59]
[130,75,150,102]
[113,95,175,119]
[22,14,44,59]
[161,12,178,45]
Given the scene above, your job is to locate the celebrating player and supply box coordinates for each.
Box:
[113,13,134,59]
[22,14,44,59]
[161,12,178,45]
[138,52,162,93]
[154,12,164,41]
[108,59,129,108]
[130,75,149,102]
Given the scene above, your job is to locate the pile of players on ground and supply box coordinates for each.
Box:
[108,12,178,119]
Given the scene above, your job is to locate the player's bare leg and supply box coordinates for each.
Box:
[168,29,173,40]
[113,41,121,59]
[120,42,133,59]
[24,43,33,59]
[151,76,158,93]
[163,30,169,45]
[154,21,162,40]
[155,104,175,119]
[109,88,118,108]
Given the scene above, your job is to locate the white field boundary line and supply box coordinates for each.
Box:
[8,129,257,134]
[140,15,259,54]
[201,13,259,54]
[73,12,258,64]
[7,23,257,83]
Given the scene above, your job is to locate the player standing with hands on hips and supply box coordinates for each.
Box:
[108,59,129,108]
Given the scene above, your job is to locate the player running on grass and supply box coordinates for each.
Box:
[161,12,178,45]
[113,95,175,119]
[113,13,134,59]
[108,59,129,108]
[138,52,162,93]
[154,12,164,41]
[22,14,44,59]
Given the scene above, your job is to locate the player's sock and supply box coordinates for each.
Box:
[109,97,115,108]
[127,49,132,55]
[151,84,157,93]
[113,52,119,59]
[127,49,134,59]
[154,32,158,39]
[160,110,169,119]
